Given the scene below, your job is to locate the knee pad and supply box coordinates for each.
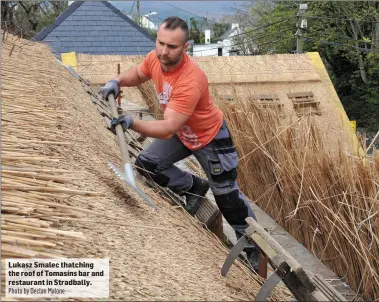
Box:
[135,155,170,187]
[214,189,249,227]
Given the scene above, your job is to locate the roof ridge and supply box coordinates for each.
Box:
[34,1,154,42]
[101,1,154,42]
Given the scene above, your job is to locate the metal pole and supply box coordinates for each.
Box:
[136,0,140,23]
[296,32,303,54]
[296,3,307,54]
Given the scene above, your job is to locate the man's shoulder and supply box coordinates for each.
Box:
[143,50,160,76]
[183,55,208,81]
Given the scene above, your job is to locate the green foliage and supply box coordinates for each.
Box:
[211,22,230,41]
[145,28,157,39]
[1,1,67,38]
[304,2,379,131]
[241,1,297,54]
[189,17,201,43]
[238,0,379,131]
[36,9,61,33]
[367,53,379,83]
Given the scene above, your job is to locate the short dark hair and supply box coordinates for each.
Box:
[161,16,189,42]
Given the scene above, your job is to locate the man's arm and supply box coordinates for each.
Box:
[131,107,190,139]
[115,64,150,87]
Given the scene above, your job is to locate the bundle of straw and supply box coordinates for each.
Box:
[1,33,104,297]
[217,95,378,301]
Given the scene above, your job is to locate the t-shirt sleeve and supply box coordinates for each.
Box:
[139,51,155,77]
[167,85,201,116]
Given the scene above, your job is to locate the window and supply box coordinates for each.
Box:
[288,91,321,117]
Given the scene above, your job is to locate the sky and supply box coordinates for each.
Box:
[110,1,244,22]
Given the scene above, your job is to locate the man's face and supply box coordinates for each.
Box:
[156,24,189,68]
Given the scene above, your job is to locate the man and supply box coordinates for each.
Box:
[101,17,260,270]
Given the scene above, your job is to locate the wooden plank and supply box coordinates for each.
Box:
[293,100,319,106]
[252,94,280,101]
[122,106,150,113]
[287,91,314,98]
[246,217,300,268]
[246,217,347,301]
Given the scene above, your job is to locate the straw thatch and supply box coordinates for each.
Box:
[73,52,378,300]
[190,54,320,84]
[77,53,320,84]
[1,33,292,301]
[76,53,357,154]
[217,97,378,301]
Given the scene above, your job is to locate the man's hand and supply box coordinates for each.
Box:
[101,79,120,99]
[111,115,134,132]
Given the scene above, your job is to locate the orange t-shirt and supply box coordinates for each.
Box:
[139,50,223,150]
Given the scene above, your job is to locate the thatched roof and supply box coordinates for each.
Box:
[74,52,359,154]
[76,53,320,84]
[1,33,291,300]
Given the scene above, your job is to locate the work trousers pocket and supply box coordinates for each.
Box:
[209,122,238,183]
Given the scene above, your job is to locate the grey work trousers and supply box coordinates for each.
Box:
[135,120,256,239]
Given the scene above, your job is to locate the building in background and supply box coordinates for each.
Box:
[140,12,158,31]
[193,23,256,57]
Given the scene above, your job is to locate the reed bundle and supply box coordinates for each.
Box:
[1,34,104,297]
[215,96,378,301]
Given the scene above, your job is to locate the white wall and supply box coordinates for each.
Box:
[222,24,256,56]
[141,16,157,30]
[205,29,211,44]
[193,44,223,57]
[222,39,233,56]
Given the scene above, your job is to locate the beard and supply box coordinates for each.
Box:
[157,54,181,66]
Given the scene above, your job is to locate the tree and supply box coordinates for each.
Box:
[1,1,67,39]
[37,1,67,32]
[230,0,379,131]
[306,2,379,84]
[211,22,230,42]
[1,2,18,31]
[189,17,201,44]
[228,0,297,55]
[304,2,379,130]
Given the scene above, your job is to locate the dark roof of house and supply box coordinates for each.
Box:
[34,1,155,56]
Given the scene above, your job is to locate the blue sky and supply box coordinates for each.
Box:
[110,1,242,22]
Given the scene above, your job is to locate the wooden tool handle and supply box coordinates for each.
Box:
[107,94,130,165]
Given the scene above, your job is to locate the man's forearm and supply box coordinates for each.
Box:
[115,66,143,87]
[131,119,176,139]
